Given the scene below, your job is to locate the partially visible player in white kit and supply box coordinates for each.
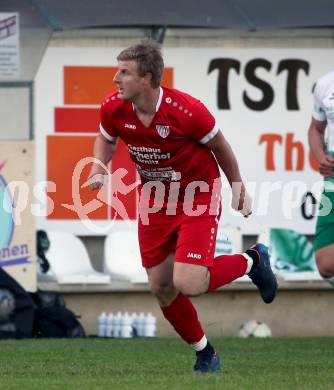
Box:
[308,70,334,286]
[88,39,277,372]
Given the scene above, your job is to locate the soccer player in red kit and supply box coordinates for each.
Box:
[88,39,277,372]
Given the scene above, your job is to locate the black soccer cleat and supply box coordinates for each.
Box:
[247,243,278,304]
[193,351,221,373]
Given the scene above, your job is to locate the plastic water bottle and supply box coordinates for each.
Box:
[97,311,108,337]
[120,312,133,338]
[106,313,114,338]
[131,312,138,337]
[137,312,145,337]
[113,312,122,338]
[144,313,157,337]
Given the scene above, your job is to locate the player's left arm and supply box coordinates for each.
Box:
[205,131,252,217]
[190,100,251,216]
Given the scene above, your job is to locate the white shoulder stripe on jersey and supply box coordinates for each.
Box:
[99,123,117,142]
[199,125,220,144]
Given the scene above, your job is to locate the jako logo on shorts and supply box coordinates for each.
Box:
[187,252,202,259]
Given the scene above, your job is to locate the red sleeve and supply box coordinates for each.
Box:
[99,97,119,142]
[189,101,219,144]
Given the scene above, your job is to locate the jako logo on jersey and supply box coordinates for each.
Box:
[187,252,202,259]
[156,125,170,138]
[125,123,136,129]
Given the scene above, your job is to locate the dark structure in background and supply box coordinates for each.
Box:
[0,0,332,83]
[1,0,333,82]
[13,0,334,30]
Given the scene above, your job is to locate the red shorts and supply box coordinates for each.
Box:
[138,202,221,269]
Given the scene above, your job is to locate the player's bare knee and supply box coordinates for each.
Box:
[154,293,176,307]
[150,282,173,297]
[316,253,333,277]
[149,282,176,305]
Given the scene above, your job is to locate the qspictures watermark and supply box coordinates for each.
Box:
[1,157,334,233]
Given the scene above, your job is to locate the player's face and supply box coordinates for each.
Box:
[113,60,147,101]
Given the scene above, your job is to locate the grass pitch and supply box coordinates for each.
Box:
[0,337,333,390]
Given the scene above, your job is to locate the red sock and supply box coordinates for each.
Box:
[208,254,247,292]
[161,293,204,345]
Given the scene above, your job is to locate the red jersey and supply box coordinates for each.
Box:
[99,86,220,191]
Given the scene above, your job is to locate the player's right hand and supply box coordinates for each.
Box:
[237,191,253,218]
[318,154,334,177]
[82,174,108,190]
[231,183,253,218]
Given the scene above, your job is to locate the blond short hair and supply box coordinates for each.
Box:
[117,39,164,88]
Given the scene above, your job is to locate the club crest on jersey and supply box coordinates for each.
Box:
[156,125,170,138]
